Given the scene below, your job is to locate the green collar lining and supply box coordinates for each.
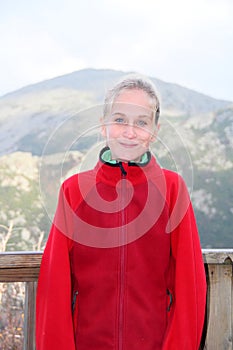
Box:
[101,148,149,165]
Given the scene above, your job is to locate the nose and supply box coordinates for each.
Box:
[123,123,137,139]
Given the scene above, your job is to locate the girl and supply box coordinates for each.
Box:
[36,74,206,349]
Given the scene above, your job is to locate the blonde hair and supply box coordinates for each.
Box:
[103,74,160,124]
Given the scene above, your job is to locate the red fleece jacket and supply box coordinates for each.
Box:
[36,150,206,349]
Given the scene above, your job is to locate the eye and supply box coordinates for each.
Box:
[115,117,125,124]
[136,120,148,127]
[112,113,128,124]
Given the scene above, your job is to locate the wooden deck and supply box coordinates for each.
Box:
[0,249,232,349]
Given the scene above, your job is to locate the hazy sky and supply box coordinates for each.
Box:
[1,0,233,101]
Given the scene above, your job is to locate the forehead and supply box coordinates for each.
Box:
[111,89,153,117]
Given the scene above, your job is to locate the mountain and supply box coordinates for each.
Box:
[0,68,232,249]
[0,68,231,156]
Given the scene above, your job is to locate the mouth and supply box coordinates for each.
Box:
[119,142,139,148]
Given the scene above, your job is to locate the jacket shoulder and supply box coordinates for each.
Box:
[59,168,95,209]
[161,167,184,188]
[62,168,96,190]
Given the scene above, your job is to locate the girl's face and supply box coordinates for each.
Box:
[102,89,157,162]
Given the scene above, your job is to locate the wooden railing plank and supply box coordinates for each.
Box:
[202,249,233,264]
[0,251,42,282]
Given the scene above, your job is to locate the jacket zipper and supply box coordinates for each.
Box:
[119,234,126,350]
[118,162,127,350]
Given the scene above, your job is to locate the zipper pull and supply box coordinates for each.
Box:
[119,162,127,176]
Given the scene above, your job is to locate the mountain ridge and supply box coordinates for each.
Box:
[1,68,231,111]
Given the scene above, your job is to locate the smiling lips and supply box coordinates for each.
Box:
[119,142,139,148]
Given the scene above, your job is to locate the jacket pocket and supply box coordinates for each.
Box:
[166,289,173,312]
[72,291,79,332]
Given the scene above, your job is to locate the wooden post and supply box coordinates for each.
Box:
[202,250,233,350]
[24,282,37,350]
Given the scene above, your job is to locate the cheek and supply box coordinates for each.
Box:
[106,125,121,138]
[138,129,153,142]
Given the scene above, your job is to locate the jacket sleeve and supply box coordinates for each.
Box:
[162,175,207,350]
[36,185,76,350]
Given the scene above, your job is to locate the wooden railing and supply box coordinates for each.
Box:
[202,249,233,350]
[0,249,232,350]
[0,252,41,350]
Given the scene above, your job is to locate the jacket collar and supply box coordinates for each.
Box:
[94,147,162,185]
[99,146,151,167]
